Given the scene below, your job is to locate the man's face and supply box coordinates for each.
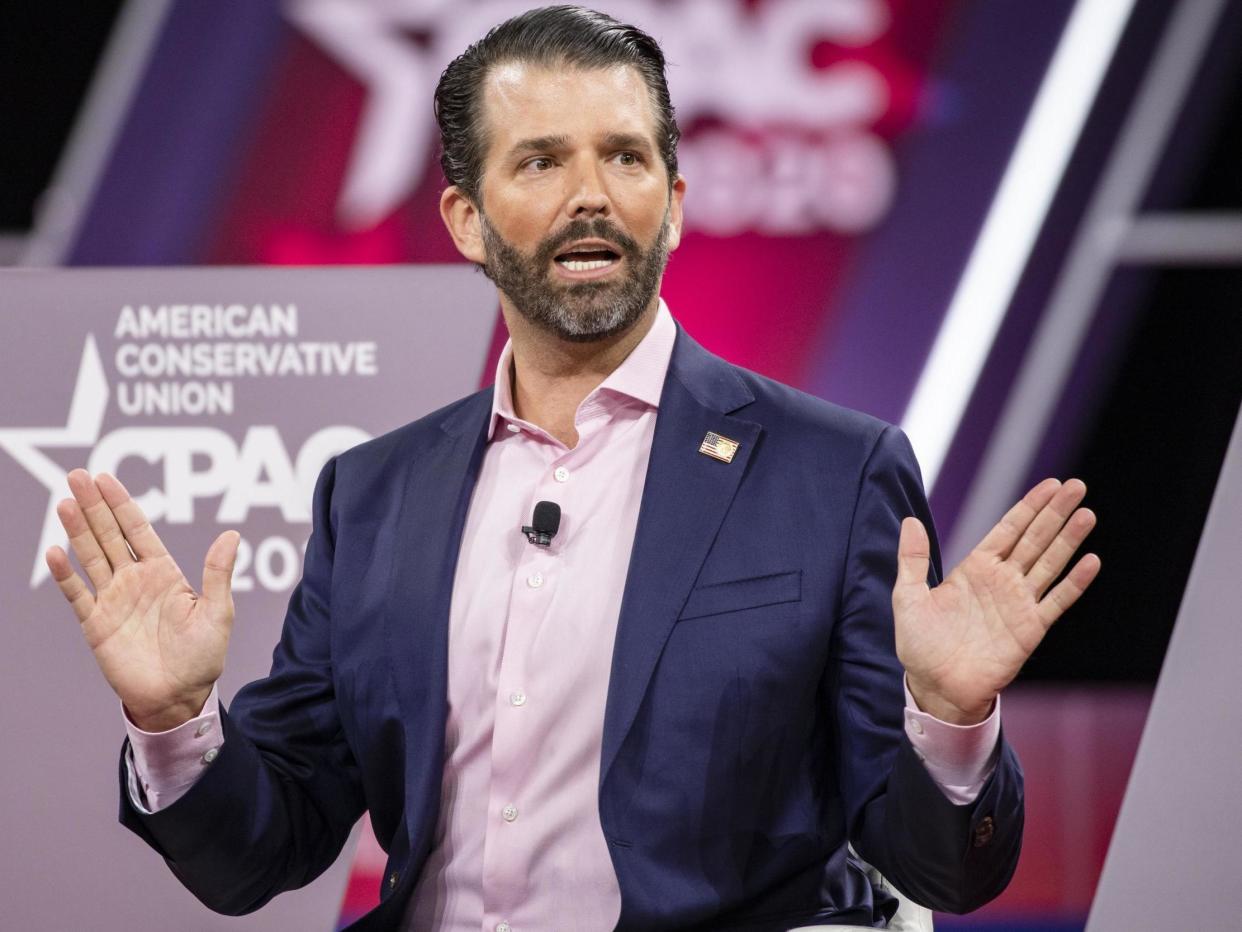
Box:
[466,61,685,342]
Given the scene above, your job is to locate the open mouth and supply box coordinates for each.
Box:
[553,241,622,273]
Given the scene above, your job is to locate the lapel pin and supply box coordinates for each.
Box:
[699,431,740,463]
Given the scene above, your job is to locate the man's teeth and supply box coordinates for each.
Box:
[558,257,615,271]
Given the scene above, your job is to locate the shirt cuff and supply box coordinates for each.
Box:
[902,676,1000,806]
[123,685,223,813]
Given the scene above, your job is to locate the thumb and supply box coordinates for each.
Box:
[895,517,931,591]
[202,530,241,610]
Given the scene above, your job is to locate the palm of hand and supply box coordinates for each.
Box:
[46,469,240,730]
[85,555,228,720]
[896,553,1047,710]
[893,479,1100,721]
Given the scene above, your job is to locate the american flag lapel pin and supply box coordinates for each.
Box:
[699,431,740,463]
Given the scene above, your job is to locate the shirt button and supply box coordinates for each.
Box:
[201,747,220,764]
[496,923,511,932]
[501,804,518,822]
[553,466,570,482]
[908,717,925,736]
[526,572,544,589]
[506,423,520,433]
[195,721,213,738]
[509,690,527,707]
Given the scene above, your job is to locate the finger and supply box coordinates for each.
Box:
[1037,553,1101,627]
[201,531,241,612]
[95,472,169,561]
[975,478,1061,559]
[1008,478,1088,573]
[895,517,931,591]
[57,496,112,590]
[68,469,134,573]
[46,545,96,623]
[1027,506,1097,597]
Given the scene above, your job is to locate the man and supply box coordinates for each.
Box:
[46,7,1099,930]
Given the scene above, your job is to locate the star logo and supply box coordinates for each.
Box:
[286,0,435,228]
[0,336,109,588]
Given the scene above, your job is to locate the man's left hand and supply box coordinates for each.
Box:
[894,478,1100,725]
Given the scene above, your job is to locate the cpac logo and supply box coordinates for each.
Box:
[286,0,895,234]
[0,336,369,589]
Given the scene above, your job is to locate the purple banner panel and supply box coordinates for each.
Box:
[0,266,496,930]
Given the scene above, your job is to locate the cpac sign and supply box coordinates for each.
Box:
[88,424,368,526]
[0,335,368,591]
[90,425,369,593]
[286,0,896,234]
[1,269,496,598]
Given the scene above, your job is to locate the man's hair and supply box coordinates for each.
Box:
[434,5,680,204]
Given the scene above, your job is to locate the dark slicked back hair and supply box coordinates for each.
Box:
[434,5,680,204]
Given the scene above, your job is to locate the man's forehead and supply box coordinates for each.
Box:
[479,61,659,147]
[484,60,645,102]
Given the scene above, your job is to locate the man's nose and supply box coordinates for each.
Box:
[565,161,611,218]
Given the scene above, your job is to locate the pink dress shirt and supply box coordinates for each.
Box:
[126,300,999,931]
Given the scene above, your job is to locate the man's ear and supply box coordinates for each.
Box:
[440,185,487,264]
[666,174,687,253]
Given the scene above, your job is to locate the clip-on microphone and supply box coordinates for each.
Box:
[522,500,561,547]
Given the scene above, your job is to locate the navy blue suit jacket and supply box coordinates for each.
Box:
[121,326,1023,930]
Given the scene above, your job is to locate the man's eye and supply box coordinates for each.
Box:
[527,157,553,172]
[616,152,639,166]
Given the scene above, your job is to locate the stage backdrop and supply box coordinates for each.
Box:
[13,0,1204,927]
[0,266,496,930]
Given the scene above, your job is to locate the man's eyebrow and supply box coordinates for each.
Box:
[601,132,655,153]
[506,134,571,159]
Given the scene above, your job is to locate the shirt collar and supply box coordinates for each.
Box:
[487,298,677,440]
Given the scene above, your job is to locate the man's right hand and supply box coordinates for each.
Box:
[44,469,240,732]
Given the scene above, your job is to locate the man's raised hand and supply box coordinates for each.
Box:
[893,478,1101,725]
[44,469,240,732]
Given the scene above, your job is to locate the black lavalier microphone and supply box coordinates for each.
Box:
[522,501,561,547]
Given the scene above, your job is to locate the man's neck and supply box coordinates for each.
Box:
[502,299,659,448]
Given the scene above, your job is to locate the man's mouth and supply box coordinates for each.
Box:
[556,251,618,271]
[553,240,623,274]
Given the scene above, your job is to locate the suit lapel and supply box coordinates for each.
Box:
[383,390,491,854]
[600,329,761,783]
[378,330,762,840]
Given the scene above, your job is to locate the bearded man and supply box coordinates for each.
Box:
[48,6,1098,930]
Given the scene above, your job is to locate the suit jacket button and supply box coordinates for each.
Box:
[388,871,399,890]
[972,816,995,848]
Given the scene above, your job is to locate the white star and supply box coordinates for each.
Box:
[0,336,109,588]
[286,0,441,229]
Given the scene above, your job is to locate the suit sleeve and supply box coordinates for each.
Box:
[827,425,1024,913]
[117,456,366,915]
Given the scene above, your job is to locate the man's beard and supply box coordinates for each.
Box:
[478,211,671,343]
